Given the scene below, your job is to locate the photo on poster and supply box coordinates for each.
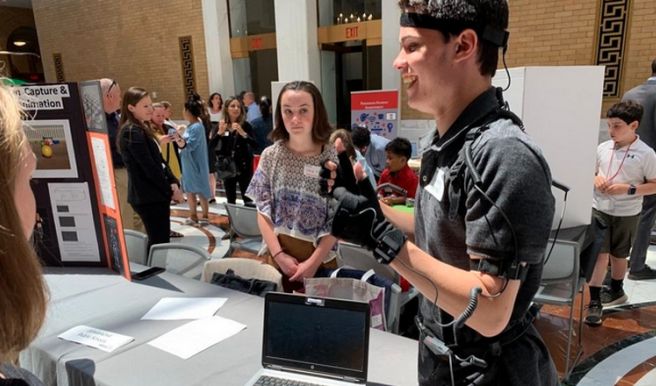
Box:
[103,214,126,276]
[24,119,78,179]
[80,82,107,133]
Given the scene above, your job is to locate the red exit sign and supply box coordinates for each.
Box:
[251,38,263,49]
[346,26,359,39]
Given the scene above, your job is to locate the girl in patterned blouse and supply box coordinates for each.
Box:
[246,81,338,292]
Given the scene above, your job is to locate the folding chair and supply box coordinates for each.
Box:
[223,203,263,256]
[147,243,211,280]
[124,229,148,265]
[533,239,584,381]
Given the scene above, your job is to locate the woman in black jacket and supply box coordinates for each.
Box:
[118,87,184,248]
[218,96,257,204]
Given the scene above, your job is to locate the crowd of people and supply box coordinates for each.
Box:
[102,77,420,254]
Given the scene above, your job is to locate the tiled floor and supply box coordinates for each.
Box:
[170,198,656,385]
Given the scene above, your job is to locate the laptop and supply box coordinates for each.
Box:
[244,293,370,386]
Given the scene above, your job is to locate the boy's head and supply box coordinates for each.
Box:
[385,137,413,172]
[607,100,643,145]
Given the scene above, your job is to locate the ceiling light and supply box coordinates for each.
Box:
[14,41,27,47]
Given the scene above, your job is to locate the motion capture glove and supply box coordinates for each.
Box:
[320,149,407,264]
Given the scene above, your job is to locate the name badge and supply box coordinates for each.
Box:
[304,165,321,179]
[597,199,614,211]
[425,168,445,202]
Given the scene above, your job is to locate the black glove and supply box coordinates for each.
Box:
[321,151,407,264]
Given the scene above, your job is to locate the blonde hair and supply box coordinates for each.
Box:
[0,85,49,362]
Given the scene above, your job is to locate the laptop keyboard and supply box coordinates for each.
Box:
[254,375,325,386]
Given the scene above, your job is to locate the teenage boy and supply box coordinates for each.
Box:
[585,100,656,326]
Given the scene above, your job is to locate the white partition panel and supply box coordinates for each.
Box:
[494,66,605,228]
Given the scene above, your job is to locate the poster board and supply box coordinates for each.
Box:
[350,90,399,139]
[493,66,605,229]
[18,81,131,280]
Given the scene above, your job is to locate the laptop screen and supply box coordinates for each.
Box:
[263,293,370,381]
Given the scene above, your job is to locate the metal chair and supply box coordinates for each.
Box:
[201,257,283,292]
[337,242,419,334]
[223,203,263,257]
[533,239,584,381]
[147,243,211,280]
[124,229,148,265]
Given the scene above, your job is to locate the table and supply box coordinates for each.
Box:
[22,267,419,386]
[391,204,415,215]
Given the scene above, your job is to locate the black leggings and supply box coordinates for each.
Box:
[131,201,171,250]
[223,170,253,204]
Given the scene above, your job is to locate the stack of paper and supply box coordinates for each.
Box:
[148,316,247,359]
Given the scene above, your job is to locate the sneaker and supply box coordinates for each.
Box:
[584,300,603,326]
[628,265,656,281]
[183,218,198,226]
[600,286,628,307]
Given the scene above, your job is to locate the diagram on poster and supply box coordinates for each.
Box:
[48,183,100,262]
[90,137,116,210]
[351,90,399,140]
[25,119,78,179]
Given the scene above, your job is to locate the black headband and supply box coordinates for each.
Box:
[400,12,509,48]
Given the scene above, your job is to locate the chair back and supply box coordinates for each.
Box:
[224,203,261,239]
[337,242,397,282]
[201,258,283,291]
[124,229,148,265]
[148,243,211,277]
[540,239,580,285]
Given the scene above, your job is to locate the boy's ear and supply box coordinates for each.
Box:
[630,120,640,131]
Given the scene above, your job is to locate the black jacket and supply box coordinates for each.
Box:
[119,124,179,205]
[217,121,257,174]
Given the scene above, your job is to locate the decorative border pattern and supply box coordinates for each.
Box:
[593,0,632,98]
[178,36,197,100]
[53,53,65,82]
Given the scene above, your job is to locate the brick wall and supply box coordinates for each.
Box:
[31,0,209,119]
[401,0,656,119]
[0,6,37,78]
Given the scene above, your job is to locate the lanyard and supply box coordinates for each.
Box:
[606,140,635,181]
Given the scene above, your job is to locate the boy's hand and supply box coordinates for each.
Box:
[604,183,631,196]
[595,176,611,192]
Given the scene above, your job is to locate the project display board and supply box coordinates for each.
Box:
[350,90,399,139]
[18,81,132,280]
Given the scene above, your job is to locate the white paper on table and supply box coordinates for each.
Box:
[141,298,228,321]
[58,325,134,353]
[148,316,246,359]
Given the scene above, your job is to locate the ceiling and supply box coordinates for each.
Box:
[0,0,32,9]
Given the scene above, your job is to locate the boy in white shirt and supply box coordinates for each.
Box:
[586,100,656,325]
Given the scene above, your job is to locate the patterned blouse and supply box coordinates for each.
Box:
[246,140,338,255]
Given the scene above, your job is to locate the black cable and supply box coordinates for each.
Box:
[543,190,568,266]
[502,47,511,92]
